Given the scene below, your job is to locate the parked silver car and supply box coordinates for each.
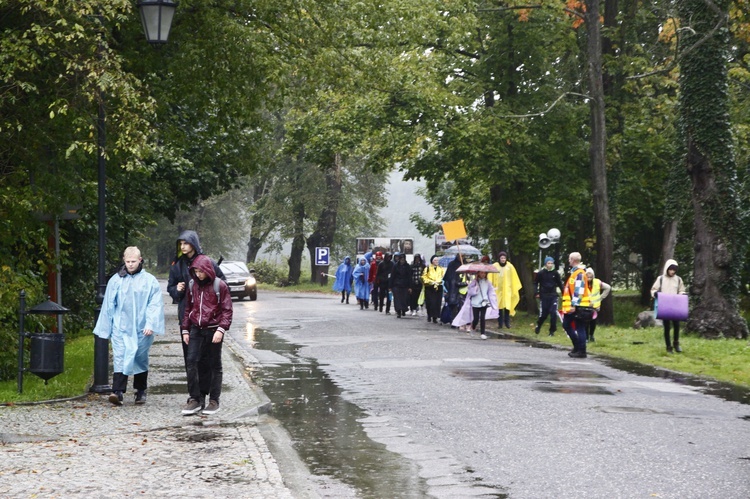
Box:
[219,261,257,301]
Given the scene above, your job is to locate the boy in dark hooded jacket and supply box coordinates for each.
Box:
[181,255,233,415]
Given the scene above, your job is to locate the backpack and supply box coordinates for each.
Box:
[188,277,221,301]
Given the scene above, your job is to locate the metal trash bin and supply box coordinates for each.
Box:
[28,333,65,381]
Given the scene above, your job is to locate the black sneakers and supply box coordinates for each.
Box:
[134,390,147,405]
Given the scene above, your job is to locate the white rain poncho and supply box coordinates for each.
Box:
[94,269,165,375]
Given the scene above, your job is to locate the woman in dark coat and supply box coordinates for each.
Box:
[390,253,412,318]
[409,254,425,316]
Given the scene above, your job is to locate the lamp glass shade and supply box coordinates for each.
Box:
[137,0,177,44]
[547,228,561,243]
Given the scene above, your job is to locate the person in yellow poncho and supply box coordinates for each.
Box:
[422,255,446,325]
[488,251,522,329]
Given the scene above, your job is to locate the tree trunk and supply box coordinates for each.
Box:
[307,153,343,285]
[246,180,273,263]
[246,235,263,263]
[513,251,537,316]
[287,202,305,285]
[633,219,677,307]
[157,243,173,269]
[585,0,615,325]
[679,0,748,339]
[659,219,678,273]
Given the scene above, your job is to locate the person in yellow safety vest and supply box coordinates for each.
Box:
[585,267,611,342]
[562,252,591,358]
[489,251,522,329]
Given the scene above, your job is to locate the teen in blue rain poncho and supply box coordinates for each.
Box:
[94,246,165,406]
[351,257,370,309]
[332,256,354,304]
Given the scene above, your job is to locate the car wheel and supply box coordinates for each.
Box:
[249,291,257,301]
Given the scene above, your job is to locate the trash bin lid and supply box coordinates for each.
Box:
[27,298,70,315]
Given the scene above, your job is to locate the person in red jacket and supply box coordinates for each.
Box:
[369,251,381,309]
[181,254,233,416]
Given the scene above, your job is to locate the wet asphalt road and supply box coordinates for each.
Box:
[233,291,750,499]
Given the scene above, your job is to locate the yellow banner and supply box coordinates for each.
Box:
[442,219,467,242]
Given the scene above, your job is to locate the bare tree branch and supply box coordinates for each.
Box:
[497,91,590,118]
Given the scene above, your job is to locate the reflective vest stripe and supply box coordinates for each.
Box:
[589,279,601,308]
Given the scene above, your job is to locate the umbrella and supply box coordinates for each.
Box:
[456,263,498,274]
[437,255,454,268]
[444,244,482,256]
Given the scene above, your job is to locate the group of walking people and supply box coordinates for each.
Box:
[93,230,233,416]
[334,248,686,357]
[331,250,525,340]
[334,252,430,317]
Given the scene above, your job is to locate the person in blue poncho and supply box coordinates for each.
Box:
[94,246,165,406]
[332,256,354,304]
[351,257,370,309]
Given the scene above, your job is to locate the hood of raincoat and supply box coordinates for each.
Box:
[178,230,203,256]
[189,254,217,281]
[662,258,678,275]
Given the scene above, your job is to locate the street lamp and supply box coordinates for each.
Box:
[137,0,178,45]
[91,4,177,393]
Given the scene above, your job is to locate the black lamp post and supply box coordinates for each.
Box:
[91,2,177,393]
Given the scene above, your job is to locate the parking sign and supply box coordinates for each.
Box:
[315,247,330,266]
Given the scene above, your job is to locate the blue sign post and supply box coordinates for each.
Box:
[315,247,330,266]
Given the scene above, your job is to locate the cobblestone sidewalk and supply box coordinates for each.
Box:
[0,299,293,498]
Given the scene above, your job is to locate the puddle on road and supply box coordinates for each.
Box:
[534,383,614,395]
[450,363,608,382]
[489,335,750,406]
[250,329,430,498]
[450,364,614,395]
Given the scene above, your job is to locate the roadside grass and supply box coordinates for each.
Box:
[0,334,94,404]
[509,312,750,388]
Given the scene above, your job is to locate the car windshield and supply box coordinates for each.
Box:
[221,262,249,275]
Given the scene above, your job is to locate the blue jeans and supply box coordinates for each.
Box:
[186,326,224,402]
[562,313,587,352]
